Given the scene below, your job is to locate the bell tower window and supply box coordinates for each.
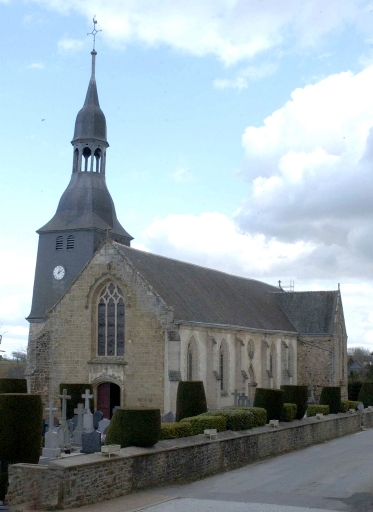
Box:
[97,282,125,356]
[67,235,75,250]
[56,236,63,251]
[82,147,92,172]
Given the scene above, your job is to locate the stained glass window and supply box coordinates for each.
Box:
[97,282,125,356]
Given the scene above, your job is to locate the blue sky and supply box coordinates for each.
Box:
[1,0,373,356]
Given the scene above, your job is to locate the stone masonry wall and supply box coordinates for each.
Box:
[7,410,373,509]
[27,241,169,414]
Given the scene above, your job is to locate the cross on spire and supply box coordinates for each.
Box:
[87,16,102,51]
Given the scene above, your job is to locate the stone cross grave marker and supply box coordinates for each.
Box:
[231,389,240,406]
[82,389,94,433]
[72,403,86,444]
[42,403,61,458]
[58,389,71,448]
[238,393,249,407]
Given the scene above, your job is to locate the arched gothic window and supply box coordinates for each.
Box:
[248,339,254,360]
[186,337,198,381]
[219,340,229,393]
[97,282,125,356]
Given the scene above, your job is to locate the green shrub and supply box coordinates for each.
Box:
[0,379,27,394]
[0,393,43,498]
[180,415,226,435]
[281,403,297,422]
[159,422,193,440]
[358,382,373,408]
[253,388,285,421]
[105,408,161,448]
[320,387,341,414]
[201,409,254,430]
[59,383,93,419]
[227,406,267,426]
[176,381,207,422]
[339,400,349,413]
[280,385,308,419]
[306,405,330,417]
[348,381,363,401]
[0,472,8,502]
[348,400,363,410]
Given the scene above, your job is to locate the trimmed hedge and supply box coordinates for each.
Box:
[306,404,329,417]
[176,381,207,422]
[0,394,43,500]
[320,386,341,414]
[281,403,297,422]
[348,381,363,401]
[253,388,285,421]
[348,400,363,410]
[59,383,93,419]
[281,385,308,419]
[227,406,267,427]
[0,379,27,394]
[358,382,373,408]
[201,409,254,431]
[105,408,161,448]
[180,415,226,435]
[160,422,193,440]
[339,400,349,413]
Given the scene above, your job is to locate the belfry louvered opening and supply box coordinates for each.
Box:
[56,236,63,251]
[67,235,75,250]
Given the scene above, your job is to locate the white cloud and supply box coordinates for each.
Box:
[214,63,278,89]
[58,37,85,53]
[26,62,45,70]
[33,0,371,65]
[236,66,373,261]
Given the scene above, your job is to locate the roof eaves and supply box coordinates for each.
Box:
[174,319,298,336]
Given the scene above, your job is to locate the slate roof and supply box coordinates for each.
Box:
[72,52,107,143]
[38,172,132,240]
[114,244,298,333]
[274,291,338,334]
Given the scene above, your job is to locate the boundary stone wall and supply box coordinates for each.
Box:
[6,410,373,510]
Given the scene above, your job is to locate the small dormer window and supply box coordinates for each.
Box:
[67,235,75,250]
[56,236,63,251]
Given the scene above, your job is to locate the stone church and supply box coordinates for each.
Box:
[26,48,348,418]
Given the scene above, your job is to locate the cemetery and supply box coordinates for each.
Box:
[2,380,373,509]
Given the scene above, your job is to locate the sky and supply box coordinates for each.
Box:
[1,0,373,356]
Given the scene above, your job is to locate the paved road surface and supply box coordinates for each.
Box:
[63,429,373,512]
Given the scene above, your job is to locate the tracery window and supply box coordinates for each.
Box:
[97,282,125,356]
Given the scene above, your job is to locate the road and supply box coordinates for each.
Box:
[68,429,373,512]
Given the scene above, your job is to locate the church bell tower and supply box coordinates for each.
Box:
[28,35,132,323]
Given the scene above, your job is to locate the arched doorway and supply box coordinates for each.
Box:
[97,382,121,419]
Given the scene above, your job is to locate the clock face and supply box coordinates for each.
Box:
[53,265,65,280]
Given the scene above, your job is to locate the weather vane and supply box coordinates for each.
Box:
[87,16,102,51]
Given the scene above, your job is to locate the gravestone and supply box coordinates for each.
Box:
[161,411,175,423]
[93,410,103,430]
[58,389,71,448]
[238,393,249,407]
[82,389,94,433]
[67,419,75,435]
[42,403,61,459]
[98,418,110,433]
[72,403,86,445]
[81,430,101,454]
[231,389,240,406]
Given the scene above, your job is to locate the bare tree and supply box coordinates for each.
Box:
[347,346,372,366]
